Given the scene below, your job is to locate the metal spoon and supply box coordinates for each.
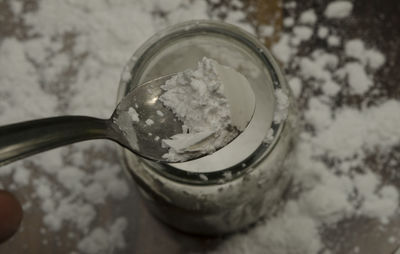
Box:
[0,74,235,166]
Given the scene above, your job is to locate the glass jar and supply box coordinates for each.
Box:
[117,20,296,235]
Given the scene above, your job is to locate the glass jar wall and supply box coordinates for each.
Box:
[117,20,296,235]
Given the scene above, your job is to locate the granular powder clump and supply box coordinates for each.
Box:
[159,57,253,161]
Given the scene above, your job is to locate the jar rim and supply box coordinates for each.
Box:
[117,20,290,185]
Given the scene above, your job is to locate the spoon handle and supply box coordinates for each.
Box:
[0,116,111,166]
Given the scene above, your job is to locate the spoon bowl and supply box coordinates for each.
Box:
[111,74,184,161]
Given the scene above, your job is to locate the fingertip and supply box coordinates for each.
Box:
[0,190,23,244]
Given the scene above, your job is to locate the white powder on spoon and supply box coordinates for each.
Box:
[159,57,255,161]
[127,108,139,122]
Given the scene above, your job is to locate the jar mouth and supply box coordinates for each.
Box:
[118,20,289,185]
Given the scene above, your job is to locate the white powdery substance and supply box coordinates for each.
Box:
[210,3,399,254]
[2,0,258,251]
[298,50,340,96]
[272,34,296,64]
[312,100,400,160]
[283,17,295,27]
[340,62,372,94]
[13,167,31,186]
[0,38,59,124]
[210,202,323,254]
[345,39,386,69]
[0,0,251,253]
[299,9,317,25]
[274,89,290,124]
[259,25,275,38]
[1,144,130,253]
[324,1,353,19]
[145,118,154,126]
[317,26,329,38]
[77,218,128,254]
[128,107,139,122]
[1,1,397,254]
[156,110,164,117]
[292,26,313,42]
[159,57,235,161]
[288,77,303,98]
[327,35,341,46]
[213,99,400,254]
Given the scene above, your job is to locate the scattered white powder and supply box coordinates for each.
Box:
[345,39,365,60]
[127,107,139,122]
[222,171,233,180]
[284,2,297,9]
[209,2,399,254]
[288,77,302,98]
[13,168,31,186]
[292,26,313,42]
[298,50,340,96]
[317,26,329,38]
[156,110,164,117]
[324,1,353,19]
[0,0,225,252]
[312,100,400,160]
[304,98,333,131]
[272,34,295,64]
[352,173,397,225]
[199,174,208,181]
[77,218,127,254]
[283,17,295,27]
[145,119,154,126]
[341,62,373,94]
[222,8,255,35]
[345,39,387,69]
[365,49,386,69]
[211,201,323,254]
[0,38,59,124]
[299,9,317,25]
[0,1,397,254]
[327,35,341,46]
[274,89,290,124]
[259,25,275,38]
